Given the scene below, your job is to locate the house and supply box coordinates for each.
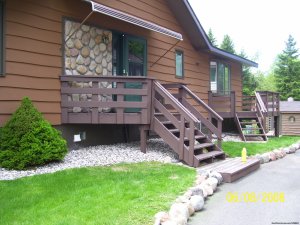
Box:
[280,98,300,136]
[0,0,279,167]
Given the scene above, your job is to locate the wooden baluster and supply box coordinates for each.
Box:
[178,114,185,160]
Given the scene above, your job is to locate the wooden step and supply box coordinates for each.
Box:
[184,135,206,141]
[240,121,258,125]
[168,128,179,133]
[241,127,263,130]
[194,151,225,161]
[244,134,266,136]
[194,143,215,150]
[216,158,260,183]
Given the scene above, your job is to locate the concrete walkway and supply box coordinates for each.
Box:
[189,151,300,225]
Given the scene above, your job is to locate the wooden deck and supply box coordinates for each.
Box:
[198,157,261,183]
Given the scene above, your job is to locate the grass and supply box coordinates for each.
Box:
[0,162,196,225]
[222,136,300,157]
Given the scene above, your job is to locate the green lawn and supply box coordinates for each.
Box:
[222,136,300,157]
[0,162,196,225]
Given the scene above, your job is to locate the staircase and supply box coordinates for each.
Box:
[235,112,267,142]
[235,92,268,142]
[150,81,225,167]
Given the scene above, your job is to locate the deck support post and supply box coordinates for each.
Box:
[275,116,281,137]
[139,125,149,153]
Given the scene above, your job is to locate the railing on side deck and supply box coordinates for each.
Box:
[208,91,235,118]
[61,75,153,125]
[164,84,223,148]
[256,91,280,116]
[242,95,256,111]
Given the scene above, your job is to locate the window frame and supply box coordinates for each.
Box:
[210,60,231,95]
[0,0,5,76]
[175,50,184,78]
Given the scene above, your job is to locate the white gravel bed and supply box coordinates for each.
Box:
[0,138,179,181]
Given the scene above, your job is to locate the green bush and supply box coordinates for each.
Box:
[0,97,67,170]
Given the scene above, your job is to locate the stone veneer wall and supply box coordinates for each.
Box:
[64,20,113,113]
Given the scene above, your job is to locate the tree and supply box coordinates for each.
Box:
[255,71,277,92]
[207,28,218,47]
[274,35,300,100]
[239,50,257,95]
[220,34,235,54]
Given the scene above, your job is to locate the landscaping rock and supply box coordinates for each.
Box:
[154,211,169,225]
[175,195,189,204]
[189,195,204,211]
[184,201,195,216]
[183,190,192,200]
[195,174,206,185]
[273,150,284,159]
[199,186,208,198]
[281,149,287,157]
[0,138,179,180]
[161,220,178,225]
[269,152,277,161]
[209,171,223,184]
[283,147,290,154]
[169,203,189,224]
[205,177,218,191]
[189,186,203,196]
[255,154,264,164]
[261,153,270,163]
[199,182,213,196]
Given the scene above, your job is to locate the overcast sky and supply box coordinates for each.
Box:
[188,0,300,72]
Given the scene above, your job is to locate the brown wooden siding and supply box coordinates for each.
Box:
[0,0,243,125]
[281,113,300,136]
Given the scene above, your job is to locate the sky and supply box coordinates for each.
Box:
[188,0,300,72]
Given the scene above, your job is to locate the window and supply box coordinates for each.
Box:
[289,116,296,123]
[0,0,4,75]
[210,61,231,95]
[175,50,183,78]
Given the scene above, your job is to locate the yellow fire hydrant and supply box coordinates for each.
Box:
[241,147,247,163]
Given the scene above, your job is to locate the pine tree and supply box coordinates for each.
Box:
[274,35,300,100]
[207,28,218,47]
[220,34,235,54]
[239,50,257,95]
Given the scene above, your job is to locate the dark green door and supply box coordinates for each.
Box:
[123,36,147,112]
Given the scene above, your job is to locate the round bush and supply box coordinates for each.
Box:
[0,97,67,170]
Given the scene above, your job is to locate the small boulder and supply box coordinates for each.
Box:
[199,183,213,196]
[209,171,223,184]
[261,153,270,163]
[195,174,206,185]
[183,190,192,200]
[281,149,287,157]
[169,203,189,224]
[269,152,277,161]
[184,201,195,216]
[189,195,204,212]
[273,150,283,159]
[154,211,169,225]
[255,154,264,164]
[175,195,189,204]
[205,177,218,191]
[161,220,178,225]
[189,186,204,197]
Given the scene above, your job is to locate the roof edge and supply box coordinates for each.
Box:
[183,0,258,68]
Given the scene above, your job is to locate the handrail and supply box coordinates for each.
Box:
[184,87,223,121]
[255,92,267,113]
[153,81,200,127]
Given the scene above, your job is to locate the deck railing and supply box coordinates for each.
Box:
[256,91,280,116]
[208,91,235,118]
[61,75,153,124]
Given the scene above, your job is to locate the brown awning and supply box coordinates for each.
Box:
[88,1,183,41]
